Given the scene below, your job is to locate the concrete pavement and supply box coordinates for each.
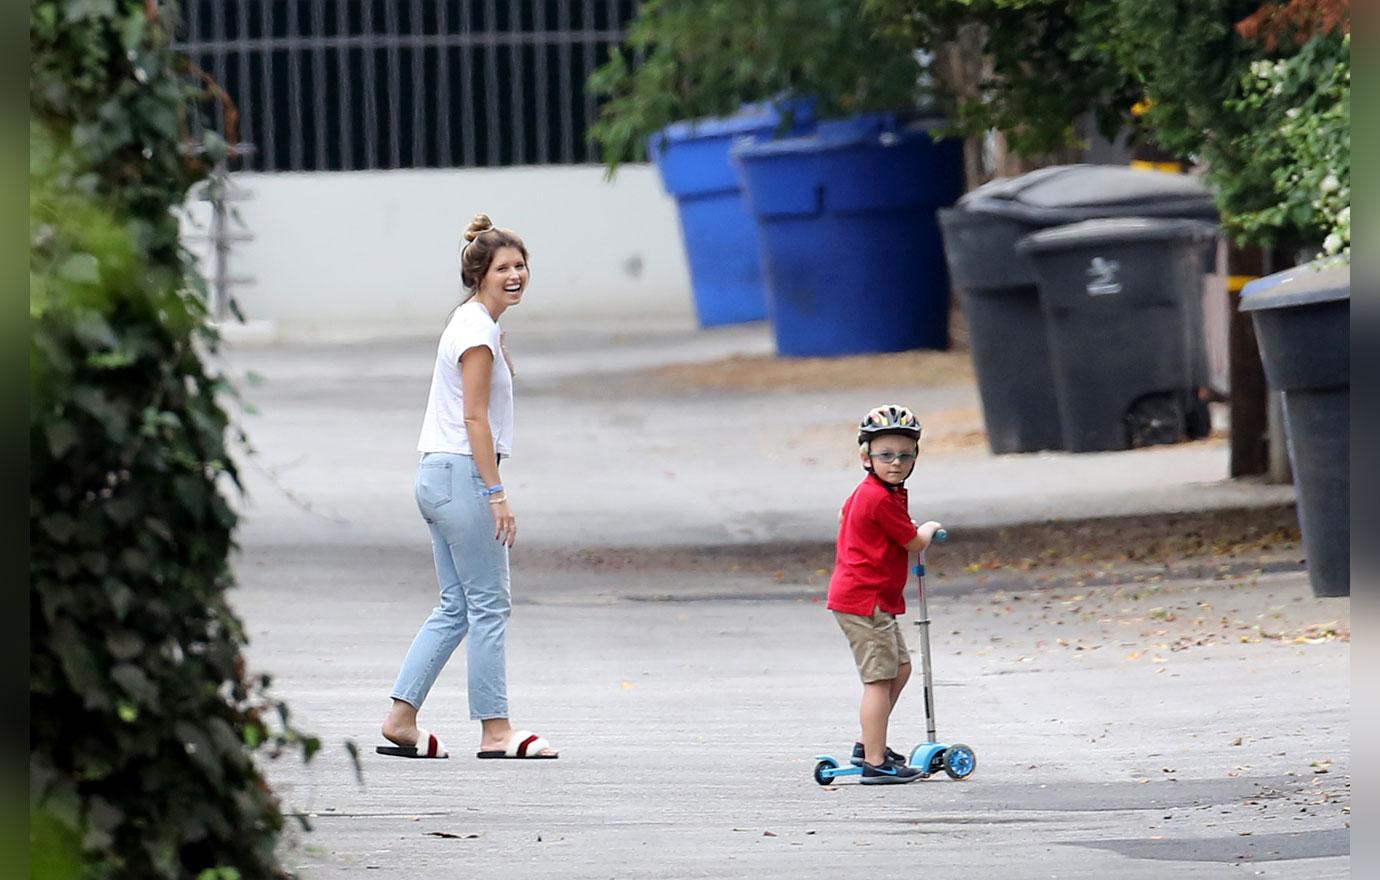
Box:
[218,320,1347,877]
[222,320,1294,552]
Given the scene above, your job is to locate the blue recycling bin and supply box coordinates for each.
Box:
[650,103,814,327]
[731,115,965,356]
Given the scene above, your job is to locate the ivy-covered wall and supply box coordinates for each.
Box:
[30,3,312,877]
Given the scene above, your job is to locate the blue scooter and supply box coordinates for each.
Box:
[813,528,977,784]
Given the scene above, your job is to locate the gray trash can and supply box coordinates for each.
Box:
[1015,218,1217,452]
[1240,263,1349,598]
[938,164,1218,455]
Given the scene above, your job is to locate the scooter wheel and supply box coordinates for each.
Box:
[813,758,839,786]
[942,744,976,780]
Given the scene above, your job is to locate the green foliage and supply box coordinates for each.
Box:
[594,0,1350,250]
[869,0,1349,250]
[1105,2,1273,233]
[30,2,311,877]
[1107,0,1349,250]
[587,0,923,171]
[1226,32,1350,256]
[868,0,1140,158]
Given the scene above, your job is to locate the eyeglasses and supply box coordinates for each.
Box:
[869,451,917,464]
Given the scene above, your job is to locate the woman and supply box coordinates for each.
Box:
[377,213,557,760]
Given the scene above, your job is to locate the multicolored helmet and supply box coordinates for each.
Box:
[857,404,922,445]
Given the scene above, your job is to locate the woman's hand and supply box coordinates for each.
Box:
[490,497,517,547]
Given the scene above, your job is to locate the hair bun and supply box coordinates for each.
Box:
[463,213,494,243]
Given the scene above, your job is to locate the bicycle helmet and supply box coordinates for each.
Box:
[857,404,922,446]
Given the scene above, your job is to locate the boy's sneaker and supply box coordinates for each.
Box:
[859,759,923,785]
[850,742,909,767]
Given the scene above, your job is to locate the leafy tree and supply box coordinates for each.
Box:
[1109,0,1347,250]
[867,0,1139,160]
[30,3,312,877]
[868,0,1349,250]
[587,0,923,171]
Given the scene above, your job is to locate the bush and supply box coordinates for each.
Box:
[1226,32,1350,257]
[30,3,312,877]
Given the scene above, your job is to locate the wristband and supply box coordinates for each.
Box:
[484,483,504,496]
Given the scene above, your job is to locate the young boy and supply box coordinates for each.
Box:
[828,405,943,785]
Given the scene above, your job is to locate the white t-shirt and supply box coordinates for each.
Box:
[416,301,514,457]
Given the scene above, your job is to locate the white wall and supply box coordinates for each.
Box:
[182,164,695,342]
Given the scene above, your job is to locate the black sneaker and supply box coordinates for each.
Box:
[850,742,909,767]
[859,759,922,785]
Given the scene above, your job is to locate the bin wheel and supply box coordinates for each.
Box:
[813,758,839,786]
[943,744,977,780]
[1185,396,1212,440]
[1125,394,1186,448]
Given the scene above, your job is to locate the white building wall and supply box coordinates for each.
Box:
[182,164,695,342]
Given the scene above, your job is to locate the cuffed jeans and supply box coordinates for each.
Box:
[390,452,510,719]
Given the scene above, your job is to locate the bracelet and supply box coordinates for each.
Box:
[488,494,507,505]
[484,483,504,496]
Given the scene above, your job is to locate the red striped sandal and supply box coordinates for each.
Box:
[375,727,449,759]
[477,729,558,760]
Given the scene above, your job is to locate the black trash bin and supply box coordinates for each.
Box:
[1015,218,1217,452]
[937,164,1218,455]
[1240,263,1350,598]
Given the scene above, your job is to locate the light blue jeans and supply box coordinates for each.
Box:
[390,452,510,719]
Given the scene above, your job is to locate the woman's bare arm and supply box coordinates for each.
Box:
[460,345,516,546]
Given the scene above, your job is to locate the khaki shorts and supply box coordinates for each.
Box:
[834,607,912,683]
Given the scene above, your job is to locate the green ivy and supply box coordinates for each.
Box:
[30,3,311,877]
[587,0,923,172]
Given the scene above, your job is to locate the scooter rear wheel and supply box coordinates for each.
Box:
[813,758,839,786]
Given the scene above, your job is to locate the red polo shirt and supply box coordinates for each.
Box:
[827,473,919,616]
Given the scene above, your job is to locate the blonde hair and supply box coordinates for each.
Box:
[459,213,528,298]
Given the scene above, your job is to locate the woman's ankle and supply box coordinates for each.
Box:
[382,700,419,741]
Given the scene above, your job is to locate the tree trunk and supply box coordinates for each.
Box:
[1226,244,1276,478]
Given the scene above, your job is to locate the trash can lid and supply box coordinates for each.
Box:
[1015,217,1217,254]
[731,114,944,159]
[657,99,813,144]
[960,164,1219,222]
[1239,261,1350,312]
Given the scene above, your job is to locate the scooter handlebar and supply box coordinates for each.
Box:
[933,527,948,544]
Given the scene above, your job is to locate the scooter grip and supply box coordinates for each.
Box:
[933,528,949,543]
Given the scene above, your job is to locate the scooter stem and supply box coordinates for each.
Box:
[915,543,938,745]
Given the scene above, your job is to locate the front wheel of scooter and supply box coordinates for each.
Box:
[943,744,977,780]
[813,758,839,786]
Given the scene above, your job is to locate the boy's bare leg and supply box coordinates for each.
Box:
[860,680,894,765]
[889,660,912,707]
